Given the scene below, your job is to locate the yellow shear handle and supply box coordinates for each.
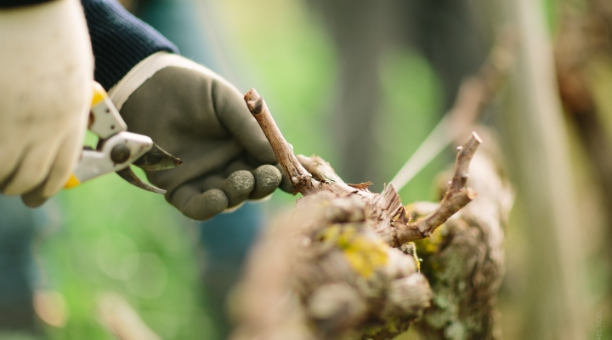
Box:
[91,81,107,106]
[64,174,80,188]
[63,81,108,189]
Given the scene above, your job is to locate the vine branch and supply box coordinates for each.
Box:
[243,89,480,246]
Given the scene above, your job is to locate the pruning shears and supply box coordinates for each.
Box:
[64,82,181,194]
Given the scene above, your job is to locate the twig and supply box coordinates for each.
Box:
[244,89,361,198]
[394,132,481,243]
[244,89,316,195]
[296,154,344,184]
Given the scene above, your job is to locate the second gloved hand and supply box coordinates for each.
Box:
[111,53,285,220]
[0,0,93,207]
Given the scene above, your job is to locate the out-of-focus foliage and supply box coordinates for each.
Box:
[378,50,446,203]
[43,165,215,339]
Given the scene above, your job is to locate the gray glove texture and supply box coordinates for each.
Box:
[119,65,286,220]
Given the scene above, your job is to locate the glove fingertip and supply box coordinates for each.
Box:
[21,194,47,208]
[250,164,281,199]
[183,189,229,221]
[222,170,255,207]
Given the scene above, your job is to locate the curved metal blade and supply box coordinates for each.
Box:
[116,167,166,194]
[133,143,182,171]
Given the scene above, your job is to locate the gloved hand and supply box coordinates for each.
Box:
[0,0,93,207]
[111,53,288,220]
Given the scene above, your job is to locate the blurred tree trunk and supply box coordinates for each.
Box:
[497,0,587,338]
[306,0,390,186]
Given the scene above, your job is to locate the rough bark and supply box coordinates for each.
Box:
[229,87,516,339]
[231,191,432,340]
[230,129,511,340]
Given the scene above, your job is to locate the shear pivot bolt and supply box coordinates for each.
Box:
[111,144,131,164]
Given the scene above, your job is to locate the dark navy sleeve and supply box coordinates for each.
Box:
[0,0,54,9]
[81,0,179,90]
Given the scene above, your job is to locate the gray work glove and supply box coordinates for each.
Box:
[110,53,287,220]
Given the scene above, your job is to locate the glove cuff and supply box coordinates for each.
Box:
[109,51,234,111]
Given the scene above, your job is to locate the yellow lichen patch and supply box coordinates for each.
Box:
[414,226,444,255]
[360,317,402,337]
[316,225,389,278]
[336,225,357,248]
[339,226,389,278]
[317,224,341,242]
[413,227,444,273]
[403,203,415,214]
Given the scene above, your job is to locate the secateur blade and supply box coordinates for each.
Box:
[115,143,181,194]
[132,143,182,171]
[116,167,167,195]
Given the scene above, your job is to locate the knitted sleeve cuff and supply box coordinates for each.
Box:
[81,0,179,90]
